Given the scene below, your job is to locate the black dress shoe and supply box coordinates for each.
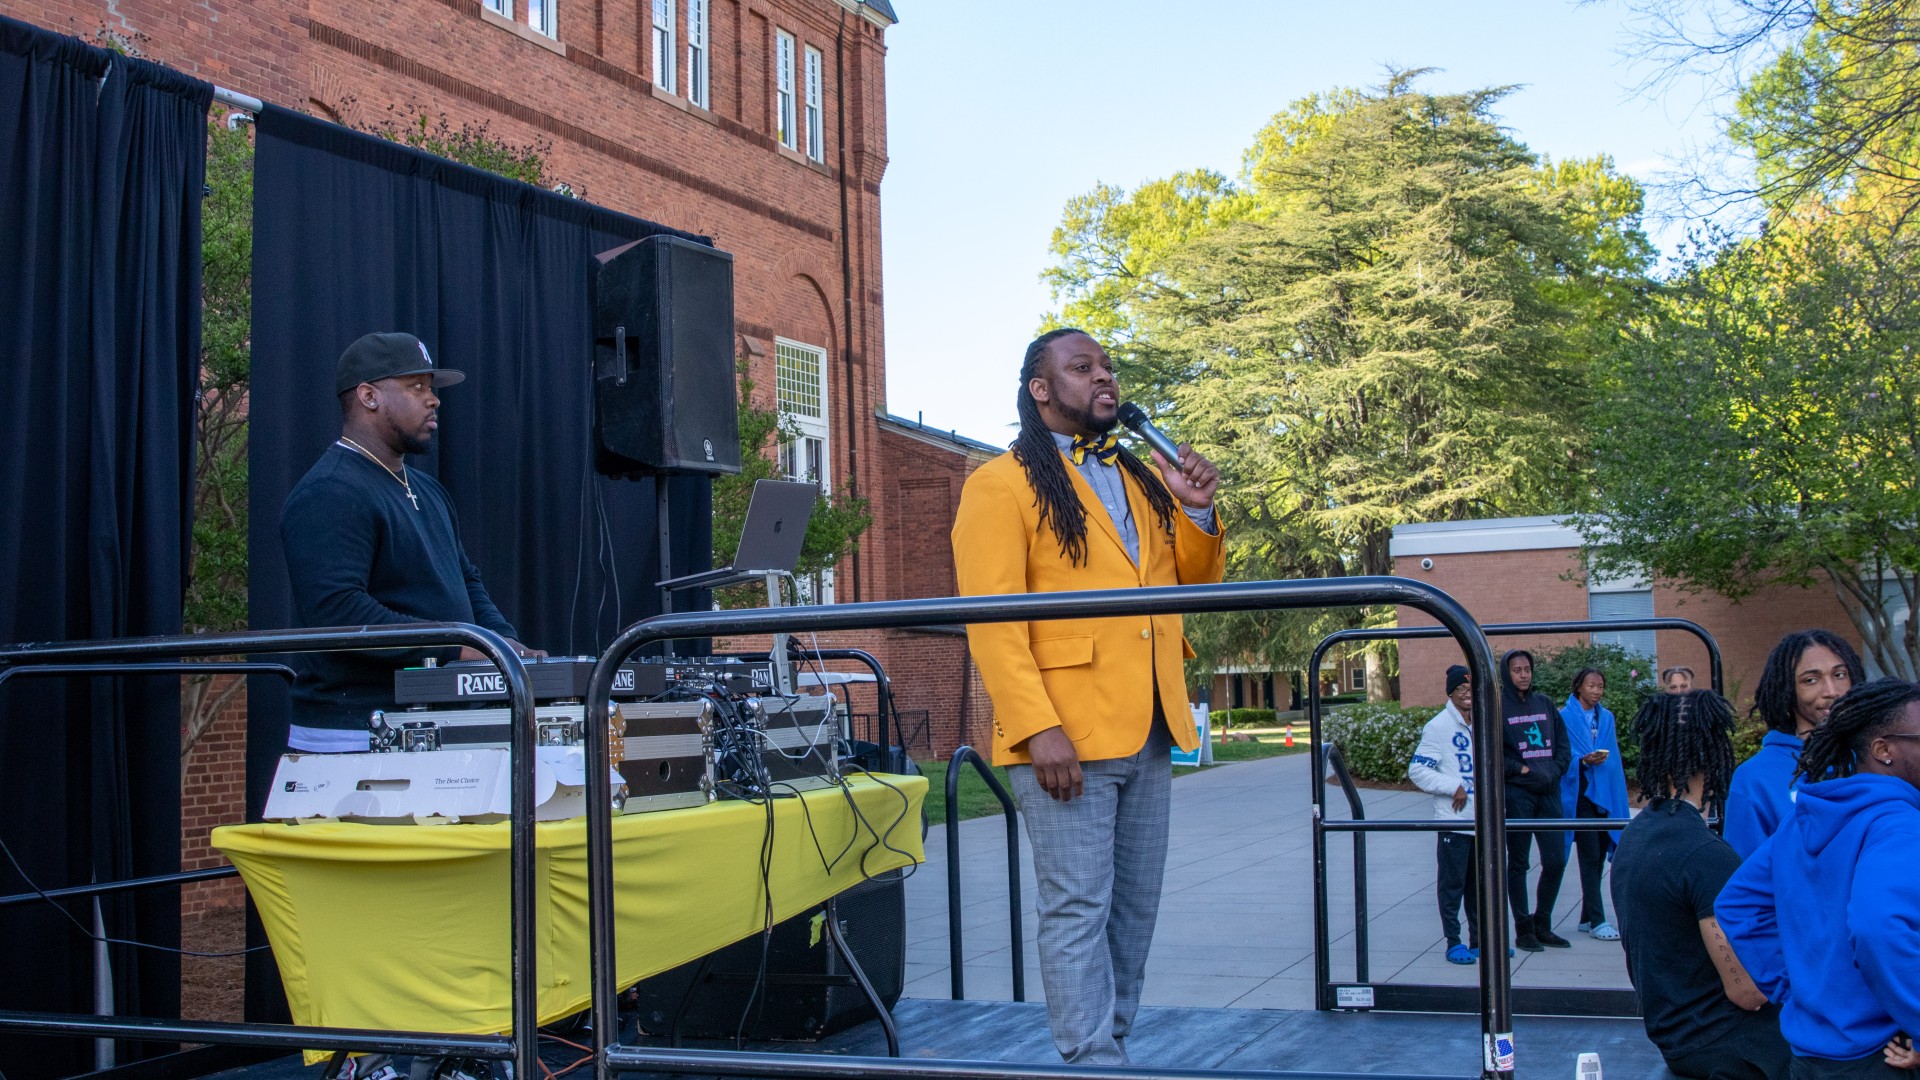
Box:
[1535,923,1572,948]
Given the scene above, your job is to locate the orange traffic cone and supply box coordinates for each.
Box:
[1284,721,1295,748]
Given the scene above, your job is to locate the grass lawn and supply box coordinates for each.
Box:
[919,735,1307,826]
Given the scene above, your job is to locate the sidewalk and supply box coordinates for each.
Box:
[903,750,1632,1008]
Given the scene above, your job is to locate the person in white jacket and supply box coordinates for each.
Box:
[1409,665,1481,964]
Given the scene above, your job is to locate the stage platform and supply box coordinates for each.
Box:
[205,997,1674,1080]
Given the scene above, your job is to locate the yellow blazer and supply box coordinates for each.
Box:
[951,449,1226,766]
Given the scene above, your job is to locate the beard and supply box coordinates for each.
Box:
[398,429,433,456]
[1055,397,1119,436]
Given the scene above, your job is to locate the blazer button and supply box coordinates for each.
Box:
[1140,628,1150,639]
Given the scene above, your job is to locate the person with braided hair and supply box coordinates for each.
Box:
[1609,690,1788,1080]
[1724,630,1864,858]
[952,328,1223,1065]
[1717,679,1920,1080]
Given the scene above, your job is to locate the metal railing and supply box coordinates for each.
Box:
[942,746,1023,1002]
[0,624,538,1080]
[0,662,294,916]
[1305,617,1721,1017]
[584,576,1516,1080]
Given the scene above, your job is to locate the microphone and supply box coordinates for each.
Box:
[1116,402,1181,463]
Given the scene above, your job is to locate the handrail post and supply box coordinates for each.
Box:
[942,746,1023,1003]
[1308,661,1331,1009]
[1318,743,1369,985]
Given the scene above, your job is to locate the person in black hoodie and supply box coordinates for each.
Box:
[1501,648,1573,951]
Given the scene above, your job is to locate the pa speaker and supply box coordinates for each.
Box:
[629,869,906,1041]
[593,235,742,477]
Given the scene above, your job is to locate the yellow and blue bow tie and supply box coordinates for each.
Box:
[1069,432,1120,465]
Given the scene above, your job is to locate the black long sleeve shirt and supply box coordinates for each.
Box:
[280,444,517,731]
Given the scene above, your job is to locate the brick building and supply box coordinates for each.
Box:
[2,0,1024,924]
[1390,516,1873,711]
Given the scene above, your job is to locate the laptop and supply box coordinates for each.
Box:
[657,479,817,591]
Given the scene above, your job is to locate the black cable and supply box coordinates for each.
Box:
[771,780,856,876]
[732,780,777,1050]
[599,477,621,635]
[778,641,915,880]
[837,765,918,882]
[566,436,592,658]
[0,832,268,958]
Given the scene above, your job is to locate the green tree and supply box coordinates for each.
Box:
[1577,210,1920,679]
[180,114,256,765]
[1621,0,1920,214]
[1046,74,1651,688]
[709,366,871,608]
[369,105,570,192]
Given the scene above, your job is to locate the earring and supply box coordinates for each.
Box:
[1882,758,1895,766]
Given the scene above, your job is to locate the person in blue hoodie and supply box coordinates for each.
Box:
[1724,630,1863,859]
[1717,679,1920,1080]
[1561,668,1630,941]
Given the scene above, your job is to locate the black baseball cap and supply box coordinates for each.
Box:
[335,332,465,395]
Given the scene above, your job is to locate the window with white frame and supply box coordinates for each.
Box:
[686,0,709,109]
[775,338,830,603]
[803,46,824,162]
[527,0,557,37]
[1350,666,1366,692]
[482,0,509,15]
[774,30,797,151]
[652,0,676,94]
[1590,588,1657,661]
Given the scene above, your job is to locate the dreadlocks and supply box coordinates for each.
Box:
[1795,678,1920,783]
[1751,629,1865,735]
[1632,689,1737,817]
[1011,328,1178,566]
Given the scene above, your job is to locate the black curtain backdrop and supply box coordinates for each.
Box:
[0,14,207,1077]
[246,105,715,1015]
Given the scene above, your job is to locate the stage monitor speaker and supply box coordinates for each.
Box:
[629,869,906,1042]
[593,235,741,477]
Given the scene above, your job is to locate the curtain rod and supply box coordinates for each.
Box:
[213,84,264,114]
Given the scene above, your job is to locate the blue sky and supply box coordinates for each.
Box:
[878,1,1730,444]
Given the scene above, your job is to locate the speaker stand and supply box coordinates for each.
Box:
[656,482,674,658]
[822,894,901,1057]
[760,570,794,698]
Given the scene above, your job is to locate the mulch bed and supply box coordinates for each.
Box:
[180,904,246,1022]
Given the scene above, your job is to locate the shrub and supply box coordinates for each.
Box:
[1215,707,1277,729]
[1530,643,1659,776]
[1324,702,1427,783]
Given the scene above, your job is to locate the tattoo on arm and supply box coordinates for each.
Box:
[1700,916,1767,1011]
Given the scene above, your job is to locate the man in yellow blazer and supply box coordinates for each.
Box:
[951,327,1224,1065]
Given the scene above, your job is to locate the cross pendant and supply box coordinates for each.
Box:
[406,491,420,511]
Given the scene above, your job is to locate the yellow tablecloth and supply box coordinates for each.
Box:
[212,775,925,1043]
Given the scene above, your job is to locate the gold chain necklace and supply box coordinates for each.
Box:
[337,436,419,510]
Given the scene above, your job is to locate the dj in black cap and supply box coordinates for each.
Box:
[279,332,546,754]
